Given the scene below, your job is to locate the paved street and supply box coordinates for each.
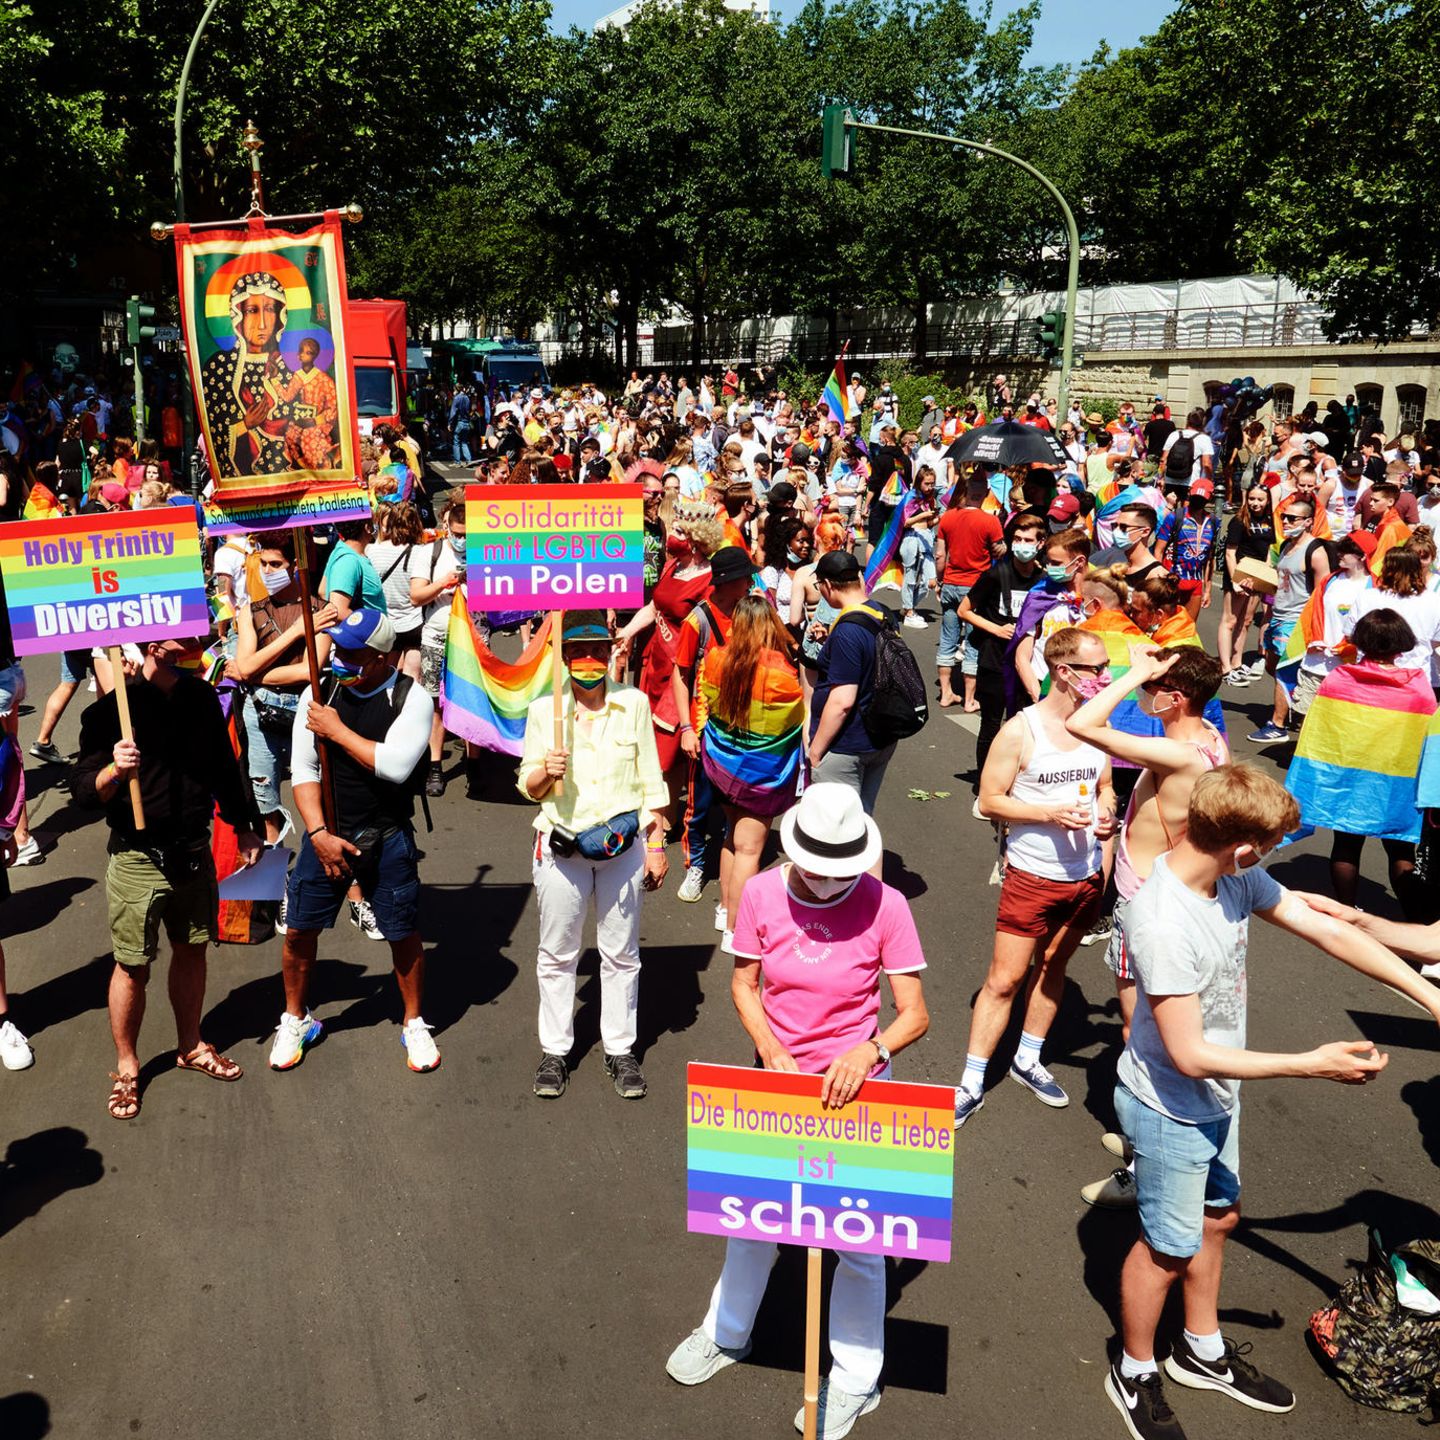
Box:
[1,608,1436,1440]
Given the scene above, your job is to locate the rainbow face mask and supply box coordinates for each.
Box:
[567,659,608,690]
[330,654,367,687]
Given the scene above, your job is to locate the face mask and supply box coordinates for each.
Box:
[1067,670,1109,700]
[666,533,692,557]
[1045,563,1073,584]
[1117,529,1143,550]
[1137,688,1173,719]
[795,868,854,901]
[164,645,206,672]
[567,658,608,690]
[260,564,292,597]
[1013,541,1040,563]
[449,535,466,556]
[1282,522,1307,539]
[1235,843,1275,870]
[330,653,366,687]
[786,550,807,565]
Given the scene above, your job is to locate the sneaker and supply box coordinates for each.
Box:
[1163,1335,1295,1413]
[28,740,65,764]
[665,1328,750,1385]
[1009,1059,1069,1108]
[714,900,727,932]
[1246,724,1290,744]
[269,1011,323,1071]
[402,1017,441,1073]
[972,796,984,820]
[275,886,288,937]
[348,897,383,940]
[720,928,736,955]
[792,1379,881,1438]
[604,1050,647,1099]
[424,763,447,798]
[1244,657,1267,677]
[533,1052,568,1098]
[902,613,927,630]
[1223,668,1251,688]
[676,864,705,903]
[953,1087,985,1129]
[1105,1362,1187,1440]
[1102,1131,1134,1163]
[0,1018,34,1071]
[1081,915,1114,947]
[1420,962,1440,980]
[9,837,42,866]
[1081,1167,1138,1209]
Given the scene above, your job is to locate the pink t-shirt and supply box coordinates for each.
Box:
[730,867,926,1074]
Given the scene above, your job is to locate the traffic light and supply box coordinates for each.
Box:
[820,104,854,179]
[1035,309,1066,360]
[126,296,157,347]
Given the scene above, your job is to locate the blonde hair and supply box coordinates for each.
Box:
[1081,565,1130,607]
[679,514,727,557]
[1187,764,1299,854]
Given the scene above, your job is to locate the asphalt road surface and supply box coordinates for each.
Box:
[1,593,1436,1440]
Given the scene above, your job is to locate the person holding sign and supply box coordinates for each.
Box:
[272,610,440,1074]
[75,634,264,1121]
[519,611,669,1102]
[666,783,929,1440]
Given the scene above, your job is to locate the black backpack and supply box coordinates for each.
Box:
[834,605,929,746]
[1164,430,1196,481]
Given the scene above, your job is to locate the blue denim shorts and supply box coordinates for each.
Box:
[59,649,92,685]
[1115,1082,1241,1258]
[286,825,420,941]
[0,663,24,718]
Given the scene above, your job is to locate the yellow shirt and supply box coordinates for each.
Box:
[517,683,668,835]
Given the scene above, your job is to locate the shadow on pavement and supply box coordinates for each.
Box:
[1346,1007,1440,1053]
[633,942,717,1061]
[423,869,526,1034]
[10,951,111,1041]
[1402,1076,1439,1167]
[0,874,96,943]
[0,1127,103,1241]
[881,848,927,899]
[0,1392,50,1439]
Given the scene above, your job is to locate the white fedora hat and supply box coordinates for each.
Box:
[778,783,882,878]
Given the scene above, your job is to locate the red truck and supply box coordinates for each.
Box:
[346,298,407,439]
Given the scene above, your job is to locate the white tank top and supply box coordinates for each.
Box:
[1005,707,1107,882]
[1325,479,1368,539]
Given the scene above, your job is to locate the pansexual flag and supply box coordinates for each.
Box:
[1287,661,1435,842]
[440,590,553,754]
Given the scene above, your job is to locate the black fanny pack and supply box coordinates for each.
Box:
[341,823,398,887]
[548,810,640,862]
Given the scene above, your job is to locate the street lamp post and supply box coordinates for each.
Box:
[820,107,1082,418]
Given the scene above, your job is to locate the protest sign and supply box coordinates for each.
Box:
[685,1062,955,1263]
[464,484,645,612]
[0,509,208,656]
[200,480,371,536]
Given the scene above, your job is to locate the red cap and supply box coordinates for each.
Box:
[1347,530,1379,559]
[1189,479,1215,499]
[1048,493,1081,521]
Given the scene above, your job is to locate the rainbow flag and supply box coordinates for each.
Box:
[1369,514,1411,580]
[698,650,804,814]
[1274,573,1358,697]
[440,589,553,754]
[864,486,910,595]
[22,481,62,522]
[1287,661,1435,842]
[819,354,854,422]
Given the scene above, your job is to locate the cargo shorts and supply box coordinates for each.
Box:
[106,844,218,967]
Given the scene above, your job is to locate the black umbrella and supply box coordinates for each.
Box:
[944,419,1067,470]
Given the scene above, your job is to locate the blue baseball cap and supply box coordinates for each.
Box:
[331,608,396,654]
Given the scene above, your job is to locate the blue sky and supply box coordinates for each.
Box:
[549,0,1176,62]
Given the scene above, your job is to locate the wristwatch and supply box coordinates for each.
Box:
[871,1037,891,1067]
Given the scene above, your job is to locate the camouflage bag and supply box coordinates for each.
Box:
[1310,1228,1440,1414]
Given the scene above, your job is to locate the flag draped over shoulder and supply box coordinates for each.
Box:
[863,487,910,595]
[819,355,853,422]
[441,590,553,754]
[1369,516,1411,579]
[22,481,62,521]
[1273,573,1355,698]
[1286,662,1435,841]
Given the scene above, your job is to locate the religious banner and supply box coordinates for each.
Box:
[0,509,208,655]
[173,213,361,498]
[198,479,371,537]
[685,1063,956,1262]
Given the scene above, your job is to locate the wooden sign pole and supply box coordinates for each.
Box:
[550,610,566,798]
[293,528,336,831]
[107,646,146,831]
[803,1246,822,1440]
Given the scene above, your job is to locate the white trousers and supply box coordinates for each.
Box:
[701,1238,885,1394]
[532,836,644,1057]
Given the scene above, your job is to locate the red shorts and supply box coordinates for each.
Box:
[995,866,1102,940]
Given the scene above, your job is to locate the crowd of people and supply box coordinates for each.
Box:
[1,355,1438,1440]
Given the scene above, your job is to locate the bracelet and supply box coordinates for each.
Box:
[679,723,695,733]
[645,840,665,851]
[308,825,327,837]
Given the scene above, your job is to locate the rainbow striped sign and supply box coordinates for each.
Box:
[465,483,644,612]
[200,480,371,536]
[0,510,208,656]
[686,1063,955,1263]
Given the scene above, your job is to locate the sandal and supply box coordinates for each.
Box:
[176,1043,243,1082]
[108,1072,140,1120]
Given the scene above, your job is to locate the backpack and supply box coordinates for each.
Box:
[1310,1229,1440,1413]
[834,605,929,746]
[1164,430,1196,481]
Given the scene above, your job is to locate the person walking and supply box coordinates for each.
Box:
[898,465,940,628]
[934,473,1003,710]
[270,610,440,1074]
[1216,483,1275,685]
[520,611,669,1101]
[665,784,929,1439]
[75,634,263,1119]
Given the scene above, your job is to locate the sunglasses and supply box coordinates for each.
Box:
[1281,512,1310,522]
[1063,661,1110,675]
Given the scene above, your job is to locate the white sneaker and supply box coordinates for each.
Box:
[793,1379,881,1438]
[1421,962,1440,980]
[402,1017,441,1073]
[269,1011,322,1071]
[9,837,42,866]
[720,929,737,955]
[348,897,383,940]
[0,1018,34,1070]
[275,887,288,936]
[665,1327,750,1385]
[902,614,927,630]
[713,900,727,932]
[1245,657,1267,677]
[677,865,705,903]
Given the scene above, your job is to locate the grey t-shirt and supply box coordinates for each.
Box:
[1117,854,1283,1123]
[1273,537,1313,621]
